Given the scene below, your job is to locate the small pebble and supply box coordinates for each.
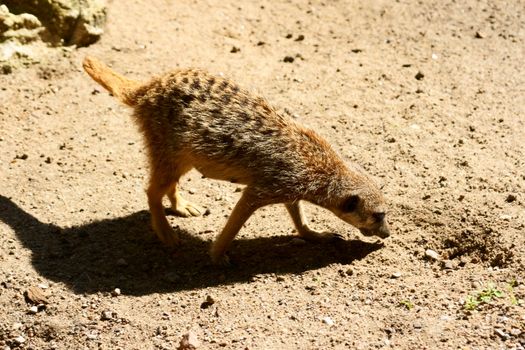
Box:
[101,310,113,320]
[425,249,441,261]
[442,260,454,270]
[177,331,200,350]
[295,34,305,41]
[230,46,240,53]
[28,306,38,314]
[391,272,402,279]
[200,295,215,309]
[506,194,517,203]
[283,56,294,63]
[415,71,424,80]
[322,316,334,326]
[112,288,121,296]
[13,336,25,345]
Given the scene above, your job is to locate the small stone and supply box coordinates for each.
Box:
[431,53,438,60]
[425,249,441,261]
[230,46,240,53]
[415,71,424,80]
[177,331,200,350]
[188,188,196,194]
[101,310,113,320]
[474,31,484,39]
[322,316,334,326]
[12,323,23,330]
[290,238,306,246]
[111,288,121,296]
[295,34,305,41]
[203,208,211,216]
[24,286,48,304]
[345,268,354,276]
[28,305,39,314]
[510,328,521,336]
[442,260,454,270]
[505,194,517,203]
[13,336,25,345]
[495,328,510,340]
[200,295,215,309]
[413,320,423,329]
[391,272,402,279]
[283,56,294,63]
[285,33,293,39]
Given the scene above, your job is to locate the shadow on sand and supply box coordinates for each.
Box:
[0,195,384,295]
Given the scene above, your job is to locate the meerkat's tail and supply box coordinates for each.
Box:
[82,56,141,106]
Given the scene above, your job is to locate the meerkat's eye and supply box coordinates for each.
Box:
[372,212,385,222]
[342,195,360,212]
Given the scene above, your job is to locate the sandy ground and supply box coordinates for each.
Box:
[1,0,524,349]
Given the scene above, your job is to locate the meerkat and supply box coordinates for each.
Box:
[82,56,390,265]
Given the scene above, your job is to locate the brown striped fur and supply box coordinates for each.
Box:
[82,56,390,265]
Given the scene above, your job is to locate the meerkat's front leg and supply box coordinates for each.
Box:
[286,201,343,242]
[210,190,260,266]
[167,184,203,217]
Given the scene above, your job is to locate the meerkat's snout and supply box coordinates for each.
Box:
[330,189,390,239]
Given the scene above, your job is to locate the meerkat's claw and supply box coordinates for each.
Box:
[210,252,231,267]
[151,221,181,247]
[172,201,203,217]
[299,229,343,243]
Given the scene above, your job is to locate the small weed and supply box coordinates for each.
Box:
[464,283,504,311]
[399,300,414,310]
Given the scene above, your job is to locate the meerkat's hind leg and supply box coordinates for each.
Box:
[167,184,203,217]
[147,178,180,247]
[210,190,261,266]
[286,201,344,242]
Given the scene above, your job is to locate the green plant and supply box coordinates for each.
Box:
[464,283,503,310]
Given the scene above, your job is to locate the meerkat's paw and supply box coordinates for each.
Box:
[298,228,344,243]
[172,199,203,217]
[152,222,181,247]
[209,251,231,267]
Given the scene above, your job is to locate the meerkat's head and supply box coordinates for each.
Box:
[327,172,390,239]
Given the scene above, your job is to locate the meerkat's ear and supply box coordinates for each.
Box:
[342,195,360,212]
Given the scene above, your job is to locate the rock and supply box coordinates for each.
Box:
[111,288,121,296]
[28,305,39,314]
[505,194,517,203]
[442,260,454,270]
[322,316,334,326]
[177,331,200,350]
[391,272,402,279]
[200,295,215,309]
[425,249,441,261]
[415,71,424,80]
[101,310,113,320]
[295,34,305,41]
[2,0,107,46]
[230,46,240,53]
[24,286,48,304]
[495,328,510,340]
[13,336,25,345]
[283,56,294,63]
[474,31,484,39]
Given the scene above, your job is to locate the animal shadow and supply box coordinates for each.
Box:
[0,195,384,295]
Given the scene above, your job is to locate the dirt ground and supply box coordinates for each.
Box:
[1,0,524,349]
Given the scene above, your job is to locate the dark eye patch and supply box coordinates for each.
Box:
[372,212,385,222]
[342,195,360,212]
